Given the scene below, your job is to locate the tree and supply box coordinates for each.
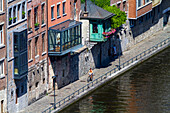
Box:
[103,5,127,28]
[81,0,127,29]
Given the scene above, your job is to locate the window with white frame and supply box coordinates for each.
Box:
[8,2,26,26]
[28,40,31,60]
[117,3,120,9]
[35,37,38,56]
[22,2,26,19]
[63,1,66,15]
[34,7,38,28]
[0,60,4,78]
[57,4,60,17]
[123,2,126,11]
[51,5,54,20]
[28,10,31,30]
[129,19,136,27]
[41,4,45,24]
[138,0,142,8]
[0,25,3,45]
[13,6,17,23]
[42,33,45,52]
[145,0,150,4]
[0,0,3,12]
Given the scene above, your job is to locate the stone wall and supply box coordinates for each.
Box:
[0,89,7,113]
[27,59,48,105]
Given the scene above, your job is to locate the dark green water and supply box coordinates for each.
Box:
[61,47,170,113]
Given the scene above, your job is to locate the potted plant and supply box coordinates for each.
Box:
[28,27,32,31]
[9,17,12,25]
[34,23,39,28]
[22,11,25,19]
[13,17,16,23]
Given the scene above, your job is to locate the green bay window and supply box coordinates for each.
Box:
[14,30,28,79]
[48,20,82,56]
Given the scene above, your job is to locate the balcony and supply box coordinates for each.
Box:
[48,19,83,56]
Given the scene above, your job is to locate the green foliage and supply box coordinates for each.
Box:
[34,23,39,27]
[104,5,127,28]
[22,11,25,15]
[82,0,127,28]
[91,0,110,8]
[81,0,85,3]
[9,17,12,21]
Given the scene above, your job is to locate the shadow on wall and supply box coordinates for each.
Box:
[91,35,123,69]
[49,54,79,89]
[131,7,163,38]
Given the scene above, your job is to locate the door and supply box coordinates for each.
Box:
[1,100,3,113]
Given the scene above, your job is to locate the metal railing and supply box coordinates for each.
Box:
[42,37,170,113]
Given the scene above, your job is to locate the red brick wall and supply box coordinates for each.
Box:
[128,0,137,18]
[27,0,48,67]
[137,2,152,17]
[48,0,81,28]
[0,0,7,90]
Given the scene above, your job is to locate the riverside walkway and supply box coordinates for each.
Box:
[20,26,170,113]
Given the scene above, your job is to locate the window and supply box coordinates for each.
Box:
[9,8,12,25]
[1,100,4,113]
[0,25,3,45]
[34,7,38,28]
[28,10,31,30]
[92,24,98,33]
[35,82,39,87]
[42,33,45,52]
[123,2,126,11]
[41,4,45,24]
[57,4,60,17]
[145,0,149,4]
[14,30,28,77]
[139,16,143,24]
[138,0,142,8]
[17,4,21,20]
[0,60,4,78]
[117,3,120,9]
[29,86,32,91]
[22,2,25,19]
[13,6,16,23]
[21,85,24,94]
[158,5,160,14]
[35,37,38,56]
[51,6,54,20]
[28,40,31,59]
[0,0,3,12]
[43,78,45,84]
[129,19,136,27]
[63,2,65,15]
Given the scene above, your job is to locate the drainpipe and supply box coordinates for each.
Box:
[46,0,49,91]
[85,0,87,12]
[6,0,9,112]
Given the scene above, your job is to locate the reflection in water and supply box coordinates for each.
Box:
[61,47,170,113]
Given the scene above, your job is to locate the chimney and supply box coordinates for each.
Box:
[83,0,88,17]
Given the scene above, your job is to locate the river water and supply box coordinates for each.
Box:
[61,47,170,113]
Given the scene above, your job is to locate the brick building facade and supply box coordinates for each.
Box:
[7,0,28,112]
[27,0,48,105]
[0,0,7,112]
[47,0,83,89]
[110,0,169,52]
